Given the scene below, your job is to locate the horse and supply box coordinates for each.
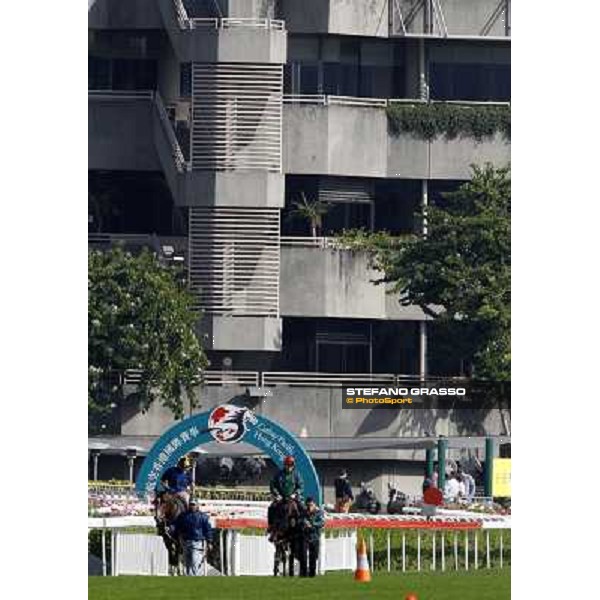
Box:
[270,498,305,577]
[154,492,188,575]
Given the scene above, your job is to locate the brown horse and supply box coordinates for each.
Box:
[271,499,305,577]
[154,493,188,575]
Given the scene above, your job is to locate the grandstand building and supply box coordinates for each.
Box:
[88,0,511,500]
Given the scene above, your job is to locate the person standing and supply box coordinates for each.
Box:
[300,497,325,577]
[334,469,354,513]
[444,471,460,502]
[171,498,213,576]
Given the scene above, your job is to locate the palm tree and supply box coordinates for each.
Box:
[288,192,330,238]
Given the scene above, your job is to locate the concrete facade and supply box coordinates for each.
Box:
[281,246,427,320]
[89,1,511,479]
[283,104,510,179]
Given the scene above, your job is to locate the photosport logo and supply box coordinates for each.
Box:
[207,404,257,444]
[342,380,510,410]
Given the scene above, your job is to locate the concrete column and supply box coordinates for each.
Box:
[421,179,428,236]
[418,39,429,101]
[127,457,135,485]
[419,321,428,380]
[92,452,100,481]
[425,447,435,479]
[484,437,495,497]
[437,437,448,491]
[424,0,432,34]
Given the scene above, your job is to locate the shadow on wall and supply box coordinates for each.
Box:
[355,407,503,437]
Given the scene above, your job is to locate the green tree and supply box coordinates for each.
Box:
[338,164,510,380]
[88,247,208,434]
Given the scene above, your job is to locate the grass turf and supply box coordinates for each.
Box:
[89,569,510,600]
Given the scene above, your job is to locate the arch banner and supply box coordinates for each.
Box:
[136,404,322,502]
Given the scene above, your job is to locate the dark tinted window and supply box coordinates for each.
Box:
[430,63,511,101]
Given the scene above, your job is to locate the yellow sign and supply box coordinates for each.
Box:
[492,458,511,497]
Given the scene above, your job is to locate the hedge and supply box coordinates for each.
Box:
[386,102,511,142]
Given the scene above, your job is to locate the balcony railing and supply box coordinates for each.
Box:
[189,17,285,30]
[88,90,155,100]
[173,1,285,31]
[123,370,455,387]
[284,95,510,109]
[261,372,396,387]
[280,236,339,249]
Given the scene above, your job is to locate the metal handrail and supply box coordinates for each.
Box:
[88,90,155,100]
[123,370,463,388]
[328,95,389,108]
[204,371,260,386]
[189,17,285,30]
[154,91,189,172]
[261,372,397,387]
[280,236,339,249]
[284,94,510,108]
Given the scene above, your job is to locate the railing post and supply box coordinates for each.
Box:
[402,532,406,571]
[387,531,391,572]
[454,532,458,570]
[101,520,107,576]
[441,531,445,571]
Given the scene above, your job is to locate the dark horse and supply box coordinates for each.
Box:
[270,499,305,577]
[154,493,187,575]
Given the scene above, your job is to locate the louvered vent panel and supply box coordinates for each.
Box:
[188,207,280,316]
[318,177,374,204]
[191,63,283,172]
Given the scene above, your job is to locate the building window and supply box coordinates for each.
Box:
[430,63,511,101]
[112,59,157,91]
[180,63,191,98]
[88,57,157,91]
[89,57,111,89]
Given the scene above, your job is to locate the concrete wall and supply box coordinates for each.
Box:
[394,0,509,37]
[200,316,283,351]
[283,105,388,177]
[89,98,160,171]
[281,247,426,320]
[121,385,506,446]
[441,0,509,37]
[328,0,389,37]
[284,104,510,179]
[281,0,389,37]
[224,0,278,18]
[177,173,285,208]
[429,133,510,179]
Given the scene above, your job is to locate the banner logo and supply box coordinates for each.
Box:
[208,404,255,444]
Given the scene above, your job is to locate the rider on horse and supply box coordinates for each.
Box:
[160,455,194,508]
[267,455,304,542]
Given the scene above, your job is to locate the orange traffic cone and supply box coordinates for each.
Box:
[354,537,372,582]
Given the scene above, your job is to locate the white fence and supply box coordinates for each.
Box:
[91,516,509,577]
[114,534,169,576]
[110,530,357,577]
